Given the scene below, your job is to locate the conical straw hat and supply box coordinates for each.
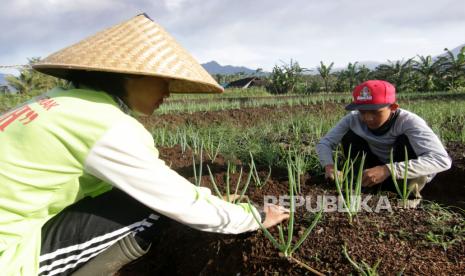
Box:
[33,13,223,94]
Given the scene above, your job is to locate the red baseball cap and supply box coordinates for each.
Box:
[345,80,396,111]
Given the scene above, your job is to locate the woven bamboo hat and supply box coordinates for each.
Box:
[33,13,223,94]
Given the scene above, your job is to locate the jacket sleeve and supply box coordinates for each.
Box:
[316,114,352,167]
[388,113,452,179]
[84,119,261,234]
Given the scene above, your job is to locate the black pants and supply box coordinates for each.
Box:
[39,189,165,276]
[340,130,418,194]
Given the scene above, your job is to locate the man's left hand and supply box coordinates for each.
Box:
[362,165,391,187]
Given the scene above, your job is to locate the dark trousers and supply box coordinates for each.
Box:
[39,189,166,276]
[340,130,417,194]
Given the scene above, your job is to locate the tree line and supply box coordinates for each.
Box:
[238,46,465,94]
[2,47,465,95]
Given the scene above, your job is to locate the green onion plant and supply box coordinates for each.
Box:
[333,146,365,224]
[342,243,381,276]
[248,160,323,258]
[206,161,252,204]
[389,147,412,207]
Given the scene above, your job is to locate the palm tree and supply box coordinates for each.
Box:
[6,57,69,94]
[374,59,413,92]
[412,55,441,91]
[356,65,371,84]
[438,46,465,89]
[5,69,35,94]
[266,59,305,94]
[317,61,334,92]
[334,70,349,92]
[345,62,359,91]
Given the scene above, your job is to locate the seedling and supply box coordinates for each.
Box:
[247,160,323,275]
[287,148,308,194]
[189,131,202,154]
[179,130,188,153]
[206,161,253,204]
[389,147,412,207]
[249,152,272,188]
[333,146,366,224]
[192,143,204,186]
[204,131,222,161]
[423,202,465,251]
[342,243,381,276]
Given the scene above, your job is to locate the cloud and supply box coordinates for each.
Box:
[0,0,464,73]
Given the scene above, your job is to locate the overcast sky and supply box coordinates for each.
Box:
[1,0,464,74]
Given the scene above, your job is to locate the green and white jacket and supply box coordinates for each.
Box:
[0,87,260,275]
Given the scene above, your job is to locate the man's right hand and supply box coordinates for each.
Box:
[262,204,290,228]
[325,164,342,182]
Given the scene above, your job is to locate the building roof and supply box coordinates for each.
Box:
[225,77,265,88]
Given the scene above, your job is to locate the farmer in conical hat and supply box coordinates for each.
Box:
[316,80,451,207]
[0,14,289,275]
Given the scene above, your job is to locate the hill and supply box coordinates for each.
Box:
[201,61,259,75]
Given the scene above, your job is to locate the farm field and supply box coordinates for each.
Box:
[113,89,465,275]
[1,3,464,275]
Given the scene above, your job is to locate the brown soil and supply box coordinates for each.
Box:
[138,103,341,130]
[119,145,465,276]
[422,142,465,211]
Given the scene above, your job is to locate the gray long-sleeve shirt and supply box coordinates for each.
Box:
[316,109,452,180]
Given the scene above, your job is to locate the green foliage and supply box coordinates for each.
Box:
[333,147,366,223]
[412,55,441,91]
[248,161,323,258]
[266,59,306,94]
[373,59,414,92]
[5,57,70,95]
[307,79,322,93]
[249,152,271,188]
[192,143,204,186]
[150,95,465,176]
[342,243,381,276]
[437,46,465,90]
[356,65,372,84]
[423,202,465,251]
[389,147,412,207]
[206,161,252,204]
[317,61,334,92]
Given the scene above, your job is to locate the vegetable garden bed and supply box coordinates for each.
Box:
[119,145,465,275]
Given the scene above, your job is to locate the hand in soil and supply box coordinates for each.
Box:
[362,165,391,187]
[324,164,342,182]
[262,204,290,229]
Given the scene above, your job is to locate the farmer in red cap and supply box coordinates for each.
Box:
[316,80,451,205]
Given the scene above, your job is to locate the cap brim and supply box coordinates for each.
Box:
[345,103,391,111]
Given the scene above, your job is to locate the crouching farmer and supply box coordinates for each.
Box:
[316,80,451,205]
[0,14,289,276]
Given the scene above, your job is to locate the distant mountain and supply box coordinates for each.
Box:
[434,43,465,59]
[0,73,6,85]
[201,61,260,75]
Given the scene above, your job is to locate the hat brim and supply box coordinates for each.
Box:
[31,14,224,94]
[345,103,391,111]
[34,66,224,94]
